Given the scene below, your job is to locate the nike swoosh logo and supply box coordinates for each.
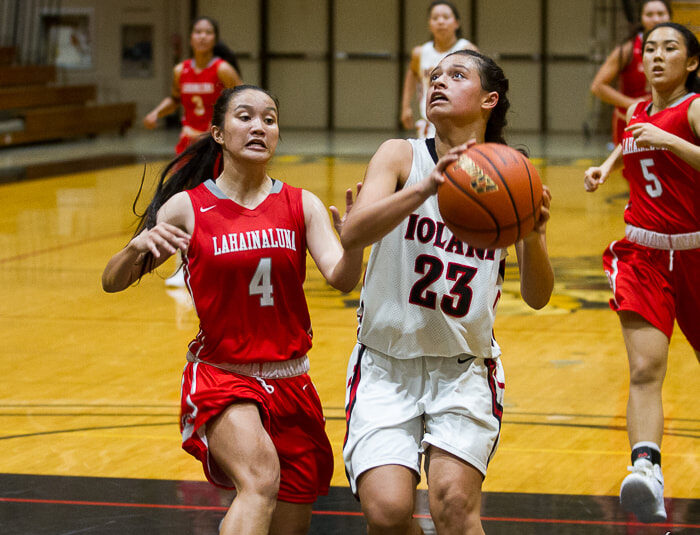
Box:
[457,356,475,364]
[200,205,216,212]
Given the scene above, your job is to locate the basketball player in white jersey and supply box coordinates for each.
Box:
[343,50,553,534]
[401,1,478,139]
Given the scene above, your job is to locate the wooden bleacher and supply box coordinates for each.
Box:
[0,47,136,147]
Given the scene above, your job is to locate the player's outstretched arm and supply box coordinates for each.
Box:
[515,186,553,310]
[584,144,623,192]
[304,188,364,294]
[102,193,192,293]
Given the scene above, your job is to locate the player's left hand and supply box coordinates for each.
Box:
[533,185,552,233]
[625,122,671,149]
[330,182,362,235]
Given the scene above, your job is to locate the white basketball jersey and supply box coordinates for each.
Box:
[418,38,473,122]
[357,138,505,360]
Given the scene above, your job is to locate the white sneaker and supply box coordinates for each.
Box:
[619,459,666,523]
[164,269,186,288]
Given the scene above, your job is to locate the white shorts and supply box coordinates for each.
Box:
[343,344,505,495]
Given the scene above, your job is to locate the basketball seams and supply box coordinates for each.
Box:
[471,146,522,241]
[441,211,498,248]
[524,158,537,225]
[438,143,542,249]
[443,167,500,229]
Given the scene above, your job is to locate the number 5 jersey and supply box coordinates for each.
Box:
[184,179,312,365]
[621,93,699,234]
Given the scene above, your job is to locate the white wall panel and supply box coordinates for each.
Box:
[334,61,398,129]
[268,59,327,128]
[477,0,540,56]
[547,62,593,132]
[500,61,540,132]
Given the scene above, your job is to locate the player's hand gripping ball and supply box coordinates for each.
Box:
[437,143,543,249]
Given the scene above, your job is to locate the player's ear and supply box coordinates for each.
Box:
[211,126,224,145]
[481,91,499,111]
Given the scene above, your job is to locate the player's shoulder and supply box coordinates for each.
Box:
[686,94,700,136]
[456,38,476,51]
[368,139,414,184]
[157,191,195,230]
[376,138,413,161]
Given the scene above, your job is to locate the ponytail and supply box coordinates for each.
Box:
[131,135,222,276]
[214,43,241,75]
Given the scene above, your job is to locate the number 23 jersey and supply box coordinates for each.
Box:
[621,93,700,234]
[357,138,506,360]
[184,179,312,365]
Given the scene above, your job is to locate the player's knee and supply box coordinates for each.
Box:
[628,357,665,386]
[242,463,280,500]
[430,484,481,530]
[362,494,414,532]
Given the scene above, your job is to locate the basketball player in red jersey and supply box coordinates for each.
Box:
[342,50,553,535]
[591,1,671,146]
[585,22,699,524]
[103,85,364,535]
[143,16,242,155]
[144,17,242,287]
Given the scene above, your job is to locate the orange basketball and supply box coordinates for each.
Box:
[437,143,543,249]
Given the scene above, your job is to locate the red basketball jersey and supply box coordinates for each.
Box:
[617,34,648,116]
[184,179,312,364]
[621,93,700,234]
[179,58,225,132]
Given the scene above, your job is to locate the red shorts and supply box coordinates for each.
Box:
[175,132,194,155]
[179,361,333,503]
[175,126,208,154]
[603,238,700,350]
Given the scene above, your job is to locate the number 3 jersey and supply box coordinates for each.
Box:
[357,138,506,360]
[179,58,225,132]
[184,179,312,365]
[621,93,699,234]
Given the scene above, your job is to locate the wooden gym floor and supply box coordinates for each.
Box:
[0,130,697,534]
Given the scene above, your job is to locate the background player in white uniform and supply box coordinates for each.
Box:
[343,50,553,535]
[401,1,477,139]
[584,23,700,524]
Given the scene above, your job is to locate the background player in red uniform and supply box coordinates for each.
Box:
[143,16,242,154]
[584,22,699,524]
[144,16,243,287]
[590,0,671,146]
[103,85,364,535]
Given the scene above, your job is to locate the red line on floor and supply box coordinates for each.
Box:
[0,497,696,528]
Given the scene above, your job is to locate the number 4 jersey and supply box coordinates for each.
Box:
[184,179,312,365]
[357,138,506,360]
[621,93,700,234]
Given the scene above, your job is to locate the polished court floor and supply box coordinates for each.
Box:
[0,128,698,534]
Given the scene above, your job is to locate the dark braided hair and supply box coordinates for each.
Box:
[445,49,510,145]
[132,85,279,277]
[643,22,700,93]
